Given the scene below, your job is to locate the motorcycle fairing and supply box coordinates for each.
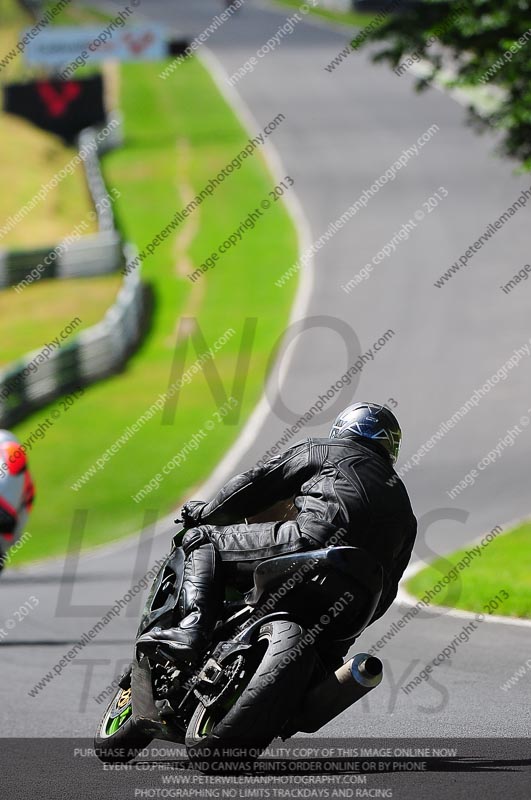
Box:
[245,546,382,604]
[136,546,185,638]
[244,546,383,641]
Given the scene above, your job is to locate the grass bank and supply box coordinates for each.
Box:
[10,52,298,564]
[407,521,531,619]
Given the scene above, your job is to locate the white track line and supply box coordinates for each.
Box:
[252,0,531,632]
[395,516,531,628]
[16,10,528,637]
[14,45,315,576]
[261,0,503,116]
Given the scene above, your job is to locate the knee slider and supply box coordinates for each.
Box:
[182,526,212,557]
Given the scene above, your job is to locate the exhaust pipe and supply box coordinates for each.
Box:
[292,653,383,733]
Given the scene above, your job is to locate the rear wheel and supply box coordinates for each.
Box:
[94,679,152,764]
[186,619,315,768]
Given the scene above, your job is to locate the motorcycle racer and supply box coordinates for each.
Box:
[137,402,417,666]
[0,430,35,574]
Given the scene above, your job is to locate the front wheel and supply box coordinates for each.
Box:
[186,619,315,768]
[94,680,152,764]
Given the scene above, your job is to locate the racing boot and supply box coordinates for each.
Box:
[136,541,222,666]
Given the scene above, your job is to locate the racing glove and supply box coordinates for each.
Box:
[178,500,207,529]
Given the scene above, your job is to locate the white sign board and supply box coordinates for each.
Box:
[24,25,167,68]
[317,0,353,9]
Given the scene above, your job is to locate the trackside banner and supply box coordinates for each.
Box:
[4,76,105,141]
[23,25,167,68]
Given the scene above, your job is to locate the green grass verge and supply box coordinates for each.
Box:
[406,522,531,619]
[273,0,373,27]
[0,0,120,364]
[0,0,102,247]
[0,275,122,368]
[9,54,298,565]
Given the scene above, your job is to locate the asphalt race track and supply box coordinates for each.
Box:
[2,2,530,798]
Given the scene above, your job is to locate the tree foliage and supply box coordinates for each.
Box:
[357,0,531,168]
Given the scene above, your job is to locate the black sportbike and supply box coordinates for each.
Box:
[94,505,384,768]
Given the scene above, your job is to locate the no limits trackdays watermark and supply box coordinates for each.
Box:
[248,588,356,697]
[256,329,396,468]
[57,506,480,718]
[70,327,236,491]
[27,558,165,698]
[402,589,510,695]
[367,523,504,657]
[131,397,239,503]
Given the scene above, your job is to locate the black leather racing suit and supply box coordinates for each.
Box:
[185,435,417,626]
